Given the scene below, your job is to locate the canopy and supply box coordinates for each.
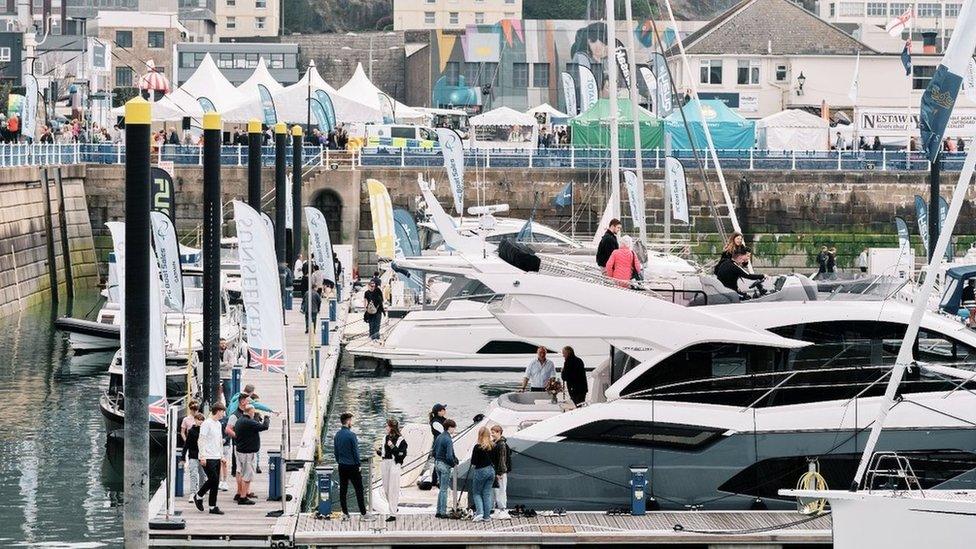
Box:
[665,99,755,151]
[176,53,244,113]
[570,98,664,149]
[470,106,538,148]
[338,63,427,124]
[755,109,829,150]
[526,103,570,126]
[235,57,283,102]
[940,265,976,314]
[139,60,170,93]
[221,61,382,125]
[110,92,204,122]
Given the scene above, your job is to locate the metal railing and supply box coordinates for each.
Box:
[0,142,963,172]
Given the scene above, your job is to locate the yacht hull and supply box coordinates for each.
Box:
[55,317,121,352]
[99,394,169,448]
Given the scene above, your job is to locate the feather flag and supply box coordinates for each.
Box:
[304,206,336,284]
[561,71,577,115]
[434,127,465,214]
[578,65,599,113]
[919,0,976,162]
[552,182,573,208]
[367,179,396,260]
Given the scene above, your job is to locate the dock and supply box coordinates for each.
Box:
[148,287,351,547]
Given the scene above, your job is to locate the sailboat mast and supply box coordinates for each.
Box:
[623,0,646,243]
[660,0,742,235]
[605,0,621,219]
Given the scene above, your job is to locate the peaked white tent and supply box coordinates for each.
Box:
[177,53,244,113]
[235,57,283,102]
[755,109,830,150]
[469,106,539,149]
[526,103,570,125]
[109,88,204,122]
[222,60,382,125]
[338,63,427,124]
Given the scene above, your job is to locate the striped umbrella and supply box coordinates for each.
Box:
[139,60,170,101]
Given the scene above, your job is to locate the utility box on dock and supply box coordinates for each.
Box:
[269,451,283,501]
[630,466,649,516]
[316,466,333,517]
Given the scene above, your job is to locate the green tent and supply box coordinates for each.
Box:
[570,98,664,149]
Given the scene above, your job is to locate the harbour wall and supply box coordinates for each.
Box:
[0,165,98,317]
[79,165,965,278]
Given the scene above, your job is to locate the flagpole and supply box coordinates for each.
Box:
[605,0,621,219]
[623,0,647,245]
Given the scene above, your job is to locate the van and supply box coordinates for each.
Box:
[365,124,438,148]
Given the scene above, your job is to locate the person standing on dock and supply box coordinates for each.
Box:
[194,403,227,515]
[184,412,204,501]
[490,425,511,520]
[596,219,621,268]
[521,347,556,392]
[433,419,458,519]
[816,246,829,274]
[364,279,385,340]
[334,412,368,519]
[469,427,496,522]
[377,418,408,522]
[233,405,270,505]
[560,346,588,405]
[301,286,322,334]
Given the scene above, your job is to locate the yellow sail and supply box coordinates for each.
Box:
[367,178,396,260]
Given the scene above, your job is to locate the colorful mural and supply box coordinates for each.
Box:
[428,19,687,114]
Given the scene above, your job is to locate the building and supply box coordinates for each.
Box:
[0,31,21,85]
[93,11,186,89]
[174,41,298,85]
[215,0,279,39]
[393,0,523,31]
[178,0,218,42]
[818,0,961,52]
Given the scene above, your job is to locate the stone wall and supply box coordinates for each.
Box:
[0,165,98,317]
[293,32,407,102]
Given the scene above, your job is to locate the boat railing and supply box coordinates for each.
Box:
[864,452,924,494]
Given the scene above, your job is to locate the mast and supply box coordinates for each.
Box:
[660,0,742,235]
[605,0,621,218]
[623,0,646,243]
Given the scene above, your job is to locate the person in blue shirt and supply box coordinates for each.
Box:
[333,412,368,519]
[432,419,458,518]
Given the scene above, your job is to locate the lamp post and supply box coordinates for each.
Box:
[345,31,396,80]
[796,72,806,96]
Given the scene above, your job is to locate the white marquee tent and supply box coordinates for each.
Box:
[235,57,284,104]
[526,103,570,125]
[177,53,245,113]
[338,63,427,124]
[755,109,830,151]
[470,106,539,148]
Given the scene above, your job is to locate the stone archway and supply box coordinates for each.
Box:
[312,189,343,244]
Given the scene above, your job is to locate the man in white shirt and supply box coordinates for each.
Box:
[194,403,227,515]
[521,347,556,392]
[294,253,305,282]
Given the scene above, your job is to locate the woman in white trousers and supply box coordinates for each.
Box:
[377,418,408,522]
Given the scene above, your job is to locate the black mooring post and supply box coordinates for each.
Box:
[274,122,287,300]
[203,112,222,407]
[291,125,303,266]
[122,96,151,548]
[928,154,942,262]
[247,118,262,211]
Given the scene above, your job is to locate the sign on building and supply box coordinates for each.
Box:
[857,107,976,138]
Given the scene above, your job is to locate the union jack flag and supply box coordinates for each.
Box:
[149,396,167,424]
[250,347,286,374]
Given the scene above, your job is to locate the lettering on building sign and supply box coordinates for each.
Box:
[858,108,976,137]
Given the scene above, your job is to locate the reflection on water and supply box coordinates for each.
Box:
[321,356,520,466]
[0,292,141,547]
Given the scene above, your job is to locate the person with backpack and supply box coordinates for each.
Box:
[604,235,642,285]
[376,418,408,522]
[363,279,385,340]
[490,424,511,519]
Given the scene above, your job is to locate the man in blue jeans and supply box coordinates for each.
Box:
[432,419,458,518]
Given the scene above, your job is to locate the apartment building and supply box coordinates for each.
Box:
[394,0,522,31]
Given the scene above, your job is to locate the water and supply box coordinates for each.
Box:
[0,292,133,547]
[321,359,520,467]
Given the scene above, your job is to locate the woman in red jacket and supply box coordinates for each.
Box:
[604,235,642,284]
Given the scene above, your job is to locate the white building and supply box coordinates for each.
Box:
[393,0,522,31]
[215,0,279,39]
[667,0,976,144]
[818,0,961,51]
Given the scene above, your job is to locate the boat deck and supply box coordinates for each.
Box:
[148,289,350,547]
[290,510,832,546]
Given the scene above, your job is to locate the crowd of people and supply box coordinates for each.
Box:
[296,251,343,333]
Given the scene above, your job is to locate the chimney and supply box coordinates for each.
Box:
[921,31,937,54]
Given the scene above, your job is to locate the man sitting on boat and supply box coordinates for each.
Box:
[715,252,766,300]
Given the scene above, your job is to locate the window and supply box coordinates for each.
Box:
[483,62,498,84]
[424,11,435,24]
[737,59,759,85]
[506,0,514,3]
[890,2,910,15]
[699,59,722,84]
[148,31,165,48]
[838,2,864,16]
[512,62,529,87]
[463,62,480,85]
[449,11,458,24]
[946,3,962,16]
[255,16,266,29]
[283,53,298,68]
[256,0,266,6]
[390,126,415,139]
[532,62,549,87]
[226,16,236,29]
[218,52,233,68]
[866,1,886,16]
[0,47,10,62]
[446,61,459,86]
[116,30,132,48]
[775,64,787,81]
[475,11,484,24]
[227,0,235,5]
[268,52,284,68]
[829,2,835,16]
[913,65,936,90]
[504,11,515,17]
[116,66,134,87]
[917,2,940,16]
[425,0,434,3]
[559,420,725,451]
[477,341,547,354]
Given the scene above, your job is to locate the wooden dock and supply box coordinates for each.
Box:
[292,510,832,546]
[148,288,350,548]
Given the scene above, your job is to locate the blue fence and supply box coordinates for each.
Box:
[0,143,963,172]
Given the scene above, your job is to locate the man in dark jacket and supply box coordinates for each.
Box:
[716,252,765,298]
[596,219,622,267]
[301,287,322,334]
[233,405,269,504]
[432,419,458,518]
[364,280,385,340]
[333,412,367,518]
[560,346,588,405]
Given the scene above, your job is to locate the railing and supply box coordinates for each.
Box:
[0,143,965,172]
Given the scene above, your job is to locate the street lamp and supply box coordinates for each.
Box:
[796,71,806,96]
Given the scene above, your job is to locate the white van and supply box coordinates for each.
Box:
[365,124,438,147]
